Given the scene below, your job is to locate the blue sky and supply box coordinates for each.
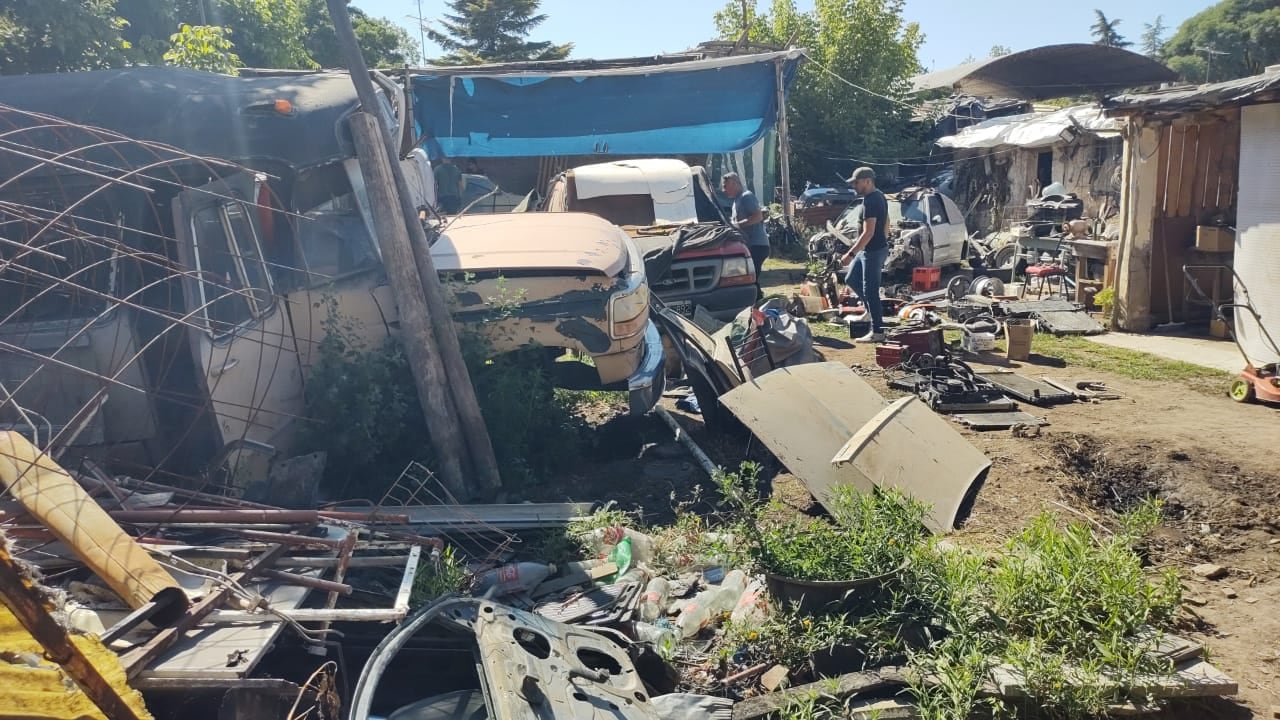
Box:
[360,0,1214,70]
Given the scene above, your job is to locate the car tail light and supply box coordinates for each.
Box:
[610,284,650,339]
[719,255,756,287]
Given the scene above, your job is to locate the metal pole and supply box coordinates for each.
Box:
[775,59,793,226]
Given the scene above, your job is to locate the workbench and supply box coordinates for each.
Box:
[1064,238,1115,304]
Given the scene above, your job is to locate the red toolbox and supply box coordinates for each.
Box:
[912,266,942,291]
[888,327,944,357]
[876,342,908,368]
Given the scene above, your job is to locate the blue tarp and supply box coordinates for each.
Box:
[410,51,803,158]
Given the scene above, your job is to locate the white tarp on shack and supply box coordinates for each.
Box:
[937,105,1121,150]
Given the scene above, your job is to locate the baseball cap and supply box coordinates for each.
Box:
[847,166,876,183]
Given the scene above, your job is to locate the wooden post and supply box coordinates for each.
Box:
[776,58,793,223]
[326,0,502,497]
[350,112,469,495]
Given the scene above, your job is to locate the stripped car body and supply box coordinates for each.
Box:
[544,159,758,320]
[0,67,662,488]
[809,187,972,283]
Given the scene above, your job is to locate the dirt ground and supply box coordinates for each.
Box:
[525,271,1280,716]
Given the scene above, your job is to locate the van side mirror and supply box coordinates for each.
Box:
[932,215,944,225]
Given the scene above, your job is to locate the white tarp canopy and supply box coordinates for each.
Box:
[936,105,1121,150]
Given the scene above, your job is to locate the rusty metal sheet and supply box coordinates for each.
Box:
[718,363,989,532]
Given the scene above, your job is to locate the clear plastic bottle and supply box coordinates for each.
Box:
[583,527,654,563]
[674,571,749,639]
[631,621,677,657]
[471,562,555,596]
[730,578,769,625]
[638,577,670,622]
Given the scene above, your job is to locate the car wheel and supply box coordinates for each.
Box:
[994,245,1017,271]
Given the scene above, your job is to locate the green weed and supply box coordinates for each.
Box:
[410,544,469,605]
[714,463,928,582]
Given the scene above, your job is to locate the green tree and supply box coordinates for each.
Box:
[989,45,1012,57]
[714,0,925,186]
[0,0,131,74]
[303,0,420,68]
[1090,10,1131,48]
[210,0,314,69]
[426,0,572,65]
[1163,0,1280,83]
[1140,15,1167,57]
[163,23,241,74]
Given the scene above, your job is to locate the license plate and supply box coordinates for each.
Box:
[669,301,694,317]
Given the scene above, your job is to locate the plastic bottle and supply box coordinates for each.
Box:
[730,578,769,625]
[471,562,555,596]
[583,527,654,563]
[674,571,750,639]
[631,621,677,657]
[638,577,671,622]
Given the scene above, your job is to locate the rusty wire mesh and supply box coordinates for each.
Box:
[0,101,327,514]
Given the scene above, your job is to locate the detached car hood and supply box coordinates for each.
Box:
[430,213,629,276]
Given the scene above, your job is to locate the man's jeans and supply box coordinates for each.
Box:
[845,246,888,332]
[749,244,771,302]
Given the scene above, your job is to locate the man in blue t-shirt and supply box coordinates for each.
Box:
[840,166,889,343]
[722,173,769,298]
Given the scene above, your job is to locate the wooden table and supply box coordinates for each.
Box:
[1065,238,1115,304]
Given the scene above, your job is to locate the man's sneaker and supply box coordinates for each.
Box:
[854,331,886,343]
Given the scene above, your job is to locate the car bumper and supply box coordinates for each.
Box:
[627,321,666,415]
[657,285,757,322]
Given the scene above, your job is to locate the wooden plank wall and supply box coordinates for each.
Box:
[1148,109,1241,323]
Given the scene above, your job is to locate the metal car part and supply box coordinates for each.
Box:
[348,598,660,720]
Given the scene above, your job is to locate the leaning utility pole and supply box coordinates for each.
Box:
[327,0,503,498]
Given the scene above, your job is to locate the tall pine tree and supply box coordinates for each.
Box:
[425,0,571,65]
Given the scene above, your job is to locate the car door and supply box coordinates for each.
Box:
[926,193,967,266]
[173,173,306,478]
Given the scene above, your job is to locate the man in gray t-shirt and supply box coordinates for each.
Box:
[722,173,769,298]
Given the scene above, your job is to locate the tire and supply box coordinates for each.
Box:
[1229,377,1256,404]
[994,245,1017,271]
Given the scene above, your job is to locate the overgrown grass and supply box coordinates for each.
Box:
[906,501,1182,719]
[709,462,1185,719]
[714,463,928,582]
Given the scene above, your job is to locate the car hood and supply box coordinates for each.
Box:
[430,213,630,276]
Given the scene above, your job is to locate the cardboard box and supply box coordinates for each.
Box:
[1196,226,1235,253]
[1210,317,1231,339]
[1006,319,1034,361]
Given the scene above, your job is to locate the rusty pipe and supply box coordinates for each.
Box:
[260,569,353,596]
[228,529,345,549]
[108,509,320,524]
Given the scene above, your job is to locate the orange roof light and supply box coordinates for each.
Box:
[273,99,294,115]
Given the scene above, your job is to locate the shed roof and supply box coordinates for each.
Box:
[913,44,1177,101]
[937,105,1120,150]
[1106,69,1280,115]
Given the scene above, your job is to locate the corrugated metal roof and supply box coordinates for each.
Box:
[937,105,1121,150]
[913,44,1177,101]
[1106,70,1280,114]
